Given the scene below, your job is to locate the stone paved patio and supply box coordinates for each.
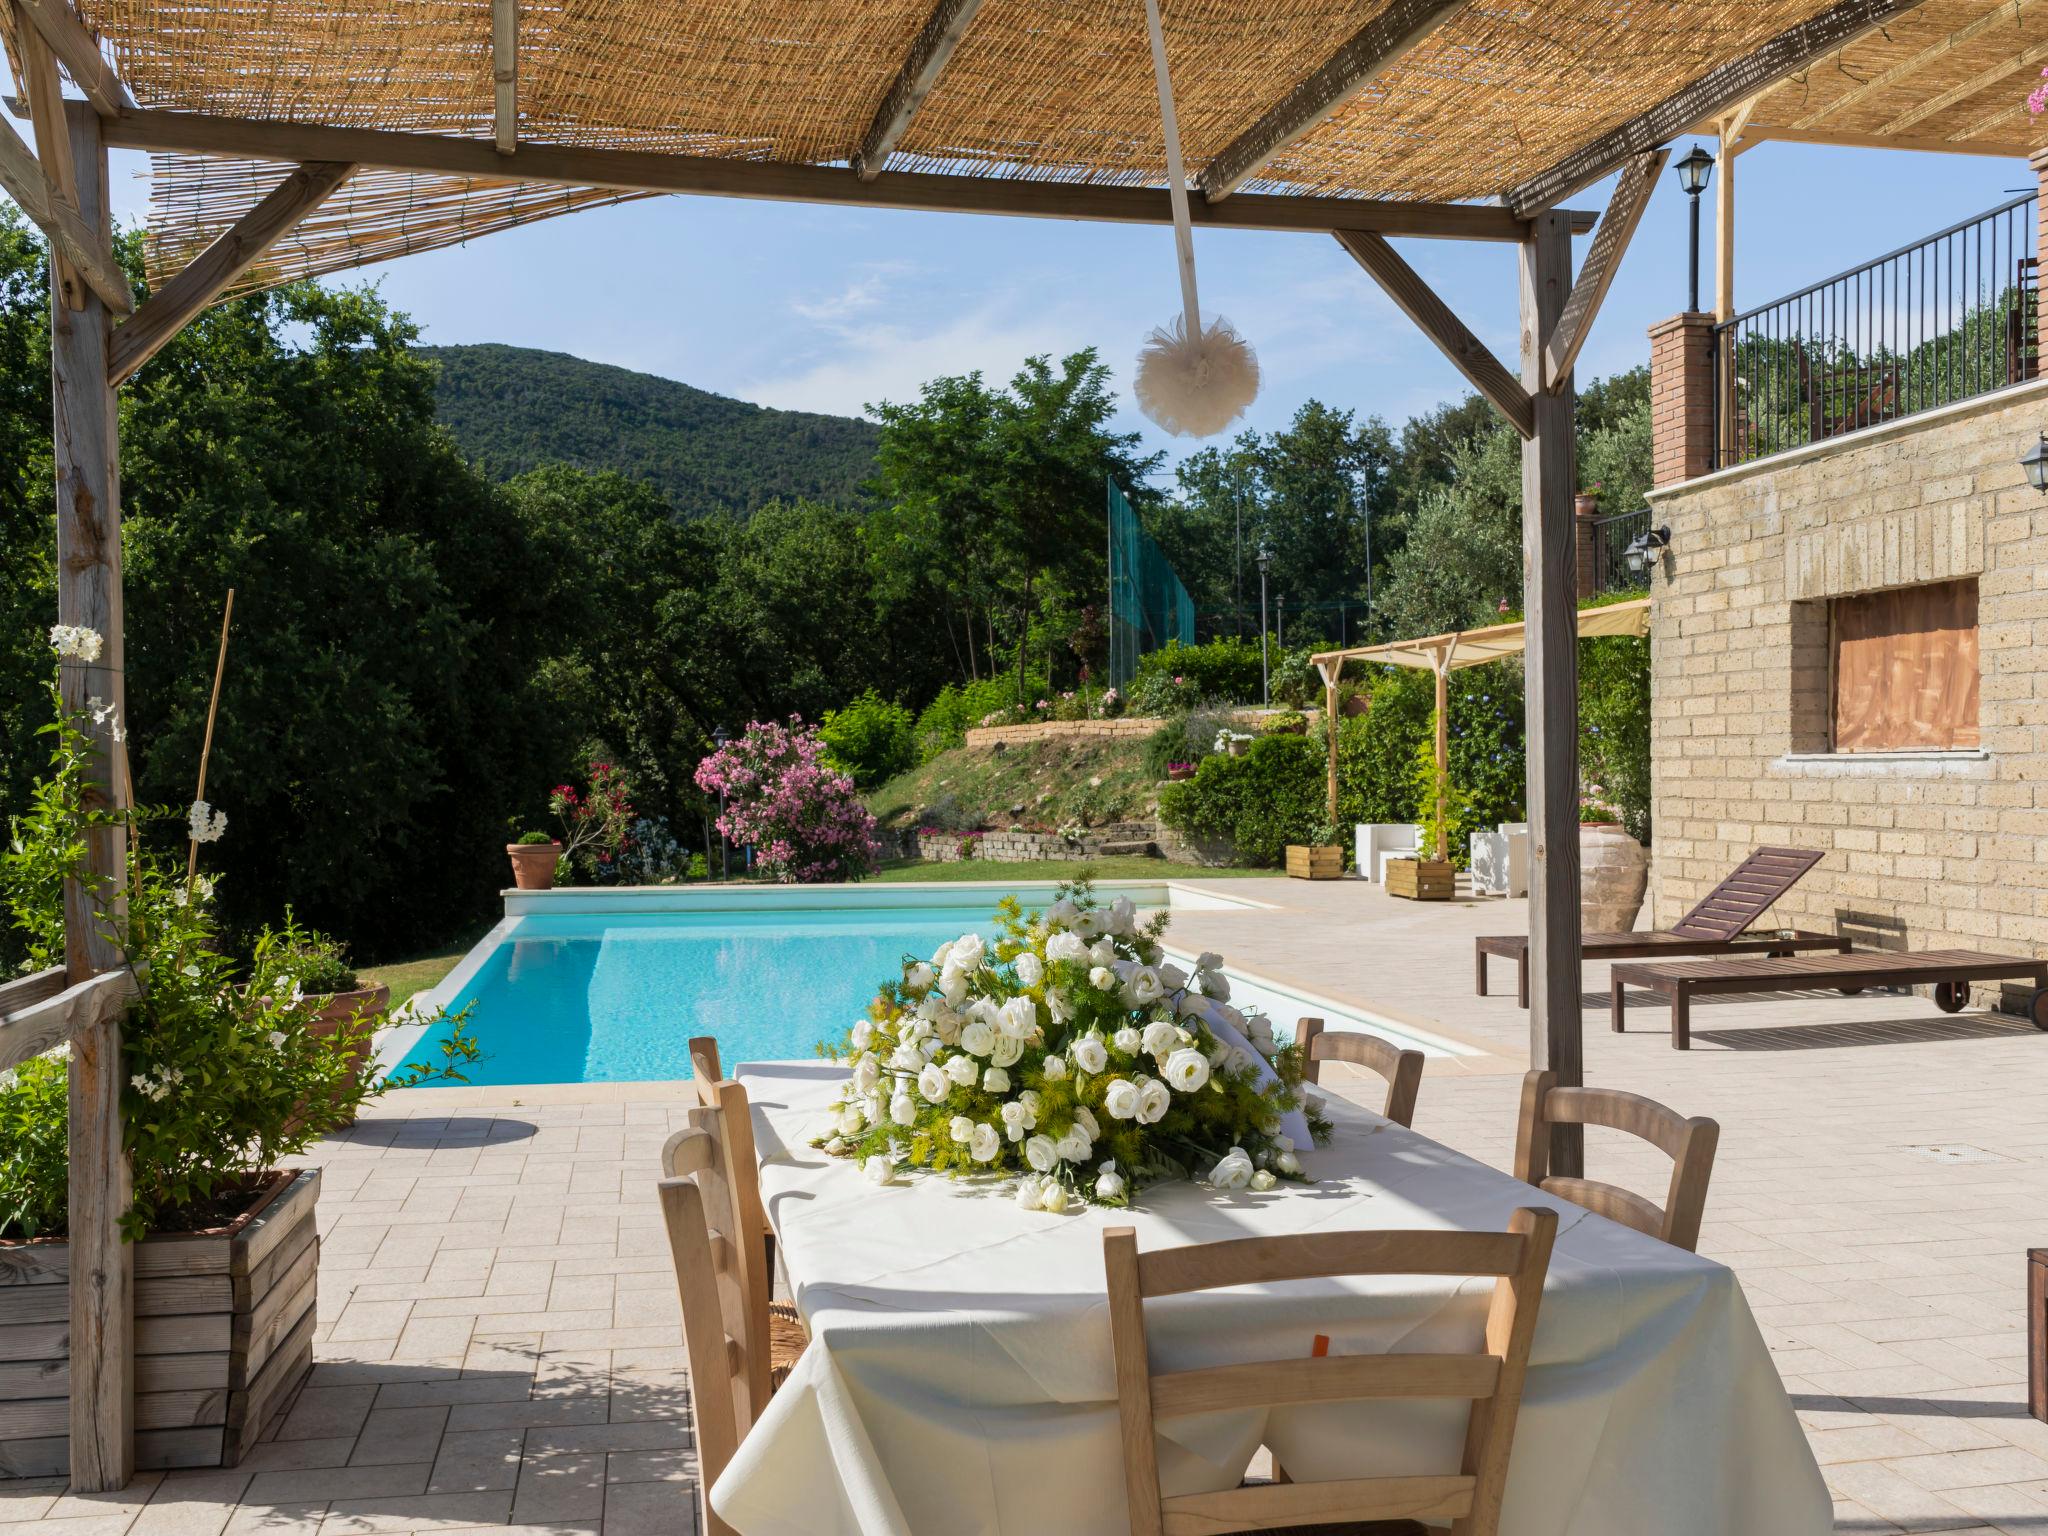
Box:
[6,874,2047,1535]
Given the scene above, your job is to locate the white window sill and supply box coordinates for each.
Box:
[1773,749,1990,777]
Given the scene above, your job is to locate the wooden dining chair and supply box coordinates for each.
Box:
[1103,1210,1558,1536]
[1512,1070,1720,1253]
[660,1082,807,1407]
[688,1035,783,1280]
[1295,1018,1425,1129]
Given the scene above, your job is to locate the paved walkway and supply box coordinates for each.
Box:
[6,875,2046,1535]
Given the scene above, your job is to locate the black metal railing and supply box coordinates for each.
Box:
[1713,195,2039,469]
[1588,507,1651,595]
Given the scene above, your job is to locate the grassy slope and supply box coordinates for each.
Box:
[360,929,489,1008]
[866,735,1161,837]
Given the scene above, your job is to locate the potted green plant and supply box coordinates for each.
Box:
[1286,822,1345,881]
[0,642,481,1474]
[1387,735,1463,901]
[506,827,562,889]
[255,920,389,1123]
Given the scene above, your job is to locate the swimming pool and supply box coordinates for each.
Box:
[386,882,1473,1086]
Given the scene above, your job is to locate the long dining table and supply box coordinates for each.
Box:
[714,1060,1830,1536]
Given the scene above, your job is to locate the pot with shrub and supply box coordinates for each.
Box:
[1285,821,1345,881]
[1386,735,1463,901]
[506,828,562,888]
[255,920,390,1123]
[0,645,481,1472]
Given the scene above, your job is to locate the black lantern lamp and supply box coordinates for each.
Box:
[1673,143,1715,314]
[1624,524,1673,575]
[2021,433,2048,494]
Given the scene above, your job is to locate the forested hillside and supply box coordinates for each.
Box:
[422,343,880,513]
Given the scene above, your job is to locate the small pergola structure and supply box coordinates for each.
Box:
[0,0,2036,1492]
[1311,597,1651,854]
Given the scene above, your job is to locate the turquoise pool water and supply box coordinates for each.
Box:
[428,908,1005,1086]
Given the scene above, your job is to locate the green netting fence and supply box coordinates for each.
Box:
[1107,477,1194,691]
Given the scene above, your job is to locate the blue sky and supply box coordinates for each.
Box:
[67,138,2038,484]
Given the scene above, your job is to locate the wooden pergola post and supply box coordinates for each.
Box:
[50,101,135,1492]
[1318,659,1341,835]
[1519,208,1584,1179]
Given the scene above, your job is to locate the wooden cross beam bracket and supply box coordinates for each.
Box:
[8,0,126,116]
[1198,0,1467,201]
[1540,147,1664,393]
[0,110,131,311]
[853,0,985,181]
[1334,228,1535,438]
[1503,0,1922,214]
[0,966,135,1073]
[110,160,355,384]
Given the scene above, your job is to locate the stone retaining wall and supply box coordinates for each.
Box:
[961,708,1314,751]
[913,821,1157,864]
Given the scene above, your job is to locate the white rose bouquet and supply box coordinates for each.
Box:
[816,882,1329,1208]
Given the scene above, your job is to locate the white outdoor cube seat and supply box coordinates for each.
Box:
[1356,823,1421,883]
[1471,823,1531,898]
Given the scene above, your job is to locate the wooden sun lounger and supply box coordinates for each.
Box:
[1609,949,2048,1049]
[1474,845,1838,1007]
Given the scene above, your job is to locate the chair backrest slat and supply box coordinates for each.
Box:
[1151,1351,1500,1419]
[687,1034,723,1106]
[1513,1070,1721,1252]
[1295,1017,1425,1128]
[1105,1209,1557,1536]
[657,1120,748,1536]
[1136,1228,1524,1298]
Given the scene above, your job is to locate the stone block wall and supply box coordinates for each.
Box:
[912,823,1156,864]
[1643,377,2048,959]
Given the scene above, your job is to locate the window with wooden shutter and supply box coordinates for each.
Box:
[1830,578,1979,752]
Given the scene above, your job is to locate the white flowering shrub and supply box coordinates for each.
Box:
[817,882,1328,1208]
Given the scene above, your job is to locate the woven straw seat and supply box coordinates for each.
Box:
[767,1301,808,1391]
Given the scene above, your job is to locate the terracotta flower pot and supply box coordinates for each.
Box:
[506,840,562,889]
[1166,765,1195,782]
[1580,822,1648,933]
[301,983,389,1129]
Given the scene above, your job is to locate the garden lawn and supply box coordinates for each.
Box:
[359,931,486,1008]
[870,857,1282,883]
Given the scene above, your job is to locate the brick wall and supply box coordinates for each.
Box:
[1645,378,2048,971]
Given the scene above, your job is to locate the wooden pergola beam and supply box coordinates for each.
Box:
[0,112,132,312]
[110,161,356,385]
[491,0,516,154]
[1734,120,2030,155]
[1503,0,1925,214]
[1791,0,2030,128]
[9,0,126,116]
[100,108,1594,241]
[1333,228,1535,437]
[852,0,984,182]
[1877,35,2048,135]
[1542,148,1663,392]
[1198,0,1467,202]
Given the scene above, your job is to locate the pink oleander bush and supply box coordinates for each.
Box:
[694,717,881,883]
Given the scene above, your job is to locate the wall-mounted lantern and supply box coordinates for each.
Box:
[1624,524,1672,575]
[2021,433,2048,493]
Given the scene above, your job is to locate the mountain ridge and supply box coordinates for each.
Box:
[421,342,880,514]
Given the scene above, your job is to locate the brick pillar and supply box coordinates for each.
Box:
[1573,493,1599,600]
[2032,149,2048,375]
[1649,312,1717,487]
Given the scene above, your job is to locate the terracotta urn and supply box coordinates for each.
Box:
[303,984,390,1126]
[1580,822,1648,934]
[506,840,562,889]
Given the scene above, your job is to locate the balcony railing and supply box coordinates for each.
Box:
[1587,507,1651,596]
[1713,195,2039,469]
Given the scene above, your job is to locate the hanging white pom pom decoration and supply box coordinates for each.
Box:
[1135,312,1260,439]
[1134,0,1259,438]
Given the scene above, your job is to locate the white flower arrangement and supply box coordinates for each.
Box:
[48,624,103,662]
[816,882,1328,1209]
[187,800,228,844]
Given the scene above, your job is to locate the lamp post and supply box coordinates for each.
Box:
[710,724,731,880]
[1256,542,1273,706]
[1674,143,1715,314]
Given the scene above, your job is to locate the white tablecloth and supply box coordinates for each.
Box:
[714,1061,1829,1536]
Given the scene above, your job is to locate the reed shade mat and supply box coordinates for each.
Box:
[714,1060,1830,1536]
[27,0,1983,302]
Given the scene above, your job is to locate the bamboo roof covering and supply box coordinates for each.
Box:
[3,1,2044,298]
[1314,597,1650,674]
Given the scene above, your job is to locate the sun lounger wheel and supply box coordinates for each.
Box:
[2031,988,2048,1032]
[1835,986,1864,996]
[1933,980,1969,1014]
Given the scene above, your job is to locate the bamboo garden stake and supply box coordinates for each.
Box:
[187,589,234,884]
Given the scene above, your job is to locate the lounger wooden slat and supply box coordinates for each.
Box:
[1474,846,1839,1005]
[1609,949,2048,1048]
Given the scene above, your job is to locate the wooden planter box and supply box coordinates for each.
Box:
[1285,844,1344,881]
[0,1167,319,1477]
[1386,858,1455,901]
[2031,1248,2047,1423]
